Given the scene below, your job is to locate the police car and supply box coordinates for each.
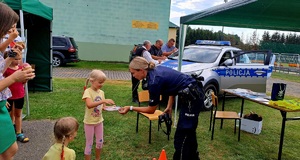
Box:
[160,40,275,110]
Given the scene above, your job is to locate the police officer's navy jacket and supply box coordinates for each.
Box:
[146,66,196,106]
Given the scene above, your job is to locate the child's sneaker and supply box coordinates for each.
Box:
[16,133,29,143]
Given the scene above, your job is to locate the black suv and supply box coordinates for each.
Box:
[52,35,79,67]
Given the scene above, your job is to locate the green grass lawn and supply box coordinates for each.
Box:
[26,78,300,160]
[272,71,300,83]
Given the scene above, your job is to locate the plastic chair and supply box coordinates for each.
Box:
[136,90,164,144]
[209,92,241,141]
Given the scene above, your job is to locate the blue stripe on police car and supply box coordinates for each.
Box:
[213,68,268,77]
[160,59,194,68]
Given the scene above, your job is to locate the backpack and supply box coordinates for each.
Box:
[129,44,144,62]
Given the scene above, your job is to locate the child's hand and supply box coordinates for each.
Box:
[11,69,35,83]
[103,99,115,105]
[5,101,10,109]
[7,28,19,40]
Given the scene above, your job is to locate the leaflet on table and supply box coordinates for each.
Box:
[243,94,269,102]
[231,88,269,102]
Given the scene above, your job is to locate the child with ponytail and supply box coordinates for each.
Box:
[82,69,115,160]
[42,117,79,160]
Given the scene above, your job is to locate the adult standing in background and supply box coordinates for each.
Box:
[131,40,161,102]
[0,2,35,160]
[161,38,178,57]
[149,39,167,61]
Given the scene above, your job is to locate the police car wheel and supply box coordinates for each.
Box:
[203,84,217,111]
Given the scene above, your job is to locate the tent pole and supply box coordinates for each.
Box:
[19,10,25,40]
[173,24,187,127]
[50,21,53,91]
[19,10,30,118]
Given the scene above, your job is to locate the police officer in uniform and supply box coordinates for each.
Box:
[119,57,204,160]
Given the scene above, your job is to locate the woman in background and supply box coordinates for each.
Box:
[0,2,35,160]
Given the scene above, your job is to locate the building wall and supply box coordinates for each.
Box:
[168,28,177,45]
[40,0,171,62]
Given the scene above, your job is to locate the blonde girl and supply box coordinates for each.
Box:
[82,69,115,160]
[42,117,79,160]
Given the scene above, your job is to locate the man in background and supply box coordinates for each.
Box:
[161,38,178,56]
[149,39,167,61]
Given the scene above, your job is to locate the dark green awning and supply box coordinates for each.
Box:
[180,0,300,32]
[4,0,53,20]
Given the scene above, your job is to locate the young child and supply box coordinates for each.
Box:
[3,54,28,143]
[82,69,115,160]
[42,117,79,160]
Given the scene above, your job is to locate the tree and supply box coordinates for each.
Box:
[280,33,285,43]
[249,30,259,49]
[271,32,281,43]
[262,31,270,42]
[183,27,243,47]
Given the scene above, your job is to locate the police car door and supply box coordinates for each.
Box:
[219,50,274,93]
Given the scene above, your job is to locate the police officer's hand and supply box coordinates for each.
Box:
[118,106,130,115]
[163,107,172,115]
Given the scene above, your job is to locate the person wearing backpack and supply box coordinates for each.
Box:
[131,40,161,102]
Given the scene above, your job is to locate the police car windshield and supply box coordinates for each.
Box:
[169,48,221,63]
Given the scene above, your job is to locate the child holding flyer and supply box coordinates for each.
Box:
[82,69,115,160]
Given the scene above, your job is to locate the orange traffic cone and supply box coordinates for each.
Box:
[158,149,167,160]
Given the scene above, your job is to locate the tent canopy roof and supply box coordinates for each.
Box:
[4,0,53,20]
[180,0,300,32]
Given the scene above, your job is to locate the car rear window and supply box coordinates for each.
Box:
[69,37,78,48]
[53,37,67,46]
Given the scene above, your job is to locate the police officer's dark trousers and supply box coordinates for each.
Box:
[131,75,140,102]
[173,86,204,160]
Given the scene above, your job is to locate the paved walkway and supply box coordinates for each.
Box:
[14,120,54,160]
[52,67,131,80]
